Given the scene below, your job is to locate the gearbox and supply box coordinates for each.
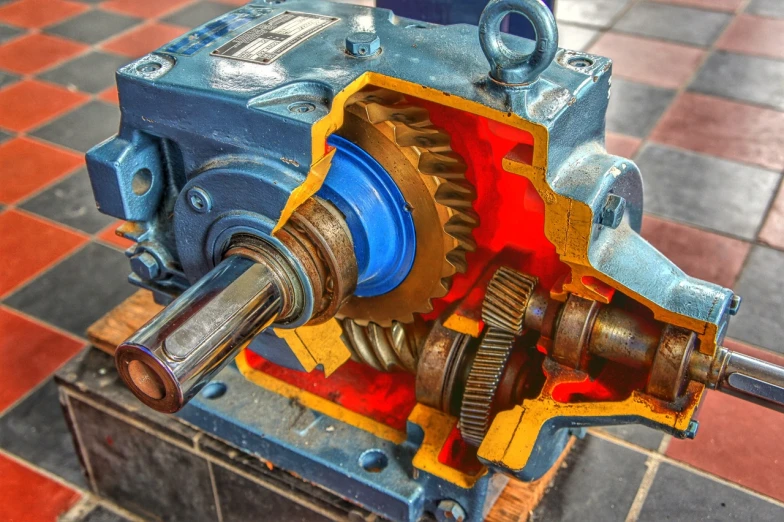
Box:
[86,0,784,520]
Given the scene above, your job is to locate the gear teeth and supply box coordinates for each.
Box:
[459,327,516,446]
[481,267,538,336]
[340,319,419,372]
[339,88,478,326]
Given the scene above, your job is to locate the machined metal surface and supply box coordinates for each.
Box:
[116,253,293,413]
[482,267,538,336]
[340,319,425,372]
[459,327,517,446]
[416,321,474,414]
[690,347,784,413]
[335,88,478,326]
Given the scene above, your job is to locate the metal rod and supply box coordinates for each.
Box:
[690,347,784,414]
[115,254,287,413]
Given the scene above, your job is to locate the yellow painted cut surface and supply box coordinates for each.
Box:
[479,373,705,472]
[443,314,482,338]
[272,319,351,377]
[236,353,405,444]
[273,148,335,233]
[409,404,488,489]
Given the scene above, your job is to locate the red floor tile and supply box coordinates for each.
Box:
[650,92,784,172]
[0,80,88,132]
[759,183,784,250]
[651,0,743,11]
[716,14,784,60]
[0,0,88,29]
[590,33,705,90]
[606,133,642,158]
[97,221,134,250]
[641,215,750,288]
[0,138,84,204]
[0,453,81,520]
[102,22,190,58]
[0,210,88,297]
[667,340,784,502]
[0,33,87,75]
[102,0,194,19]
[98,86,120,105]
[0,306,84,412]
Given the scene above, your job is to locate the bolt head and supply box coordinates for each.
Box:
[685,419,699,439]
[346,32,380,57]
[435,500,466,522]
[599,194,626,229]
[729,294,742,316]
[130,252,160,280]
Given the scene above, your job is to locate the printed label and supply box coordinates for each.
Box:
[211,11,339,65]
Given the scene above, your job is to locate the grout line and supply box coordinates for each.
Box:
[207,460,225,522]
[0,446,89,495]
[623,435,670,521]
[589,429,784,508]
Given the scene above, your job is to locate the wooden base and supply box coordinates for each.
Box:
[88,290,569,521]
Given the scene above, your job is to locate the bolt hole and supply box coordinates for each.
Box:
[136,62,161,74]
[131,168,153,196]
[358,449,388,473]
[568,56,594,68]
[202,382,227,400]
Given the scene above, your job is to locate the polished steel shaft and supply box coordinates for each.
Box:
[115,254,293,413]
[689,347,784,414]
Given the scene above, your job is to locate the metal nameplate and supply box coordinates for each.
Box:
[211,11,339,65]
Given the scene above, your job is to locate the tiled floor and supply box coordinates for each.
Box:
[0,0,782,520]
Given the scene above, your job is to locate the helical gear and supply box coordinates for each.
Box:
[336,87,478,328]
[340,318,424,373]
[459,327,516,446]
[482,267,538,335]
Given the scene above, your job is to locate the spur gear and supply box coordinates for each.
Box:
[335,87,478,327]
[459,327,517,446]
[482,267,538,335]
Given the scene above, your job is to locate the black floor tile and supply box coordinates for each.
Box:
[45,11,141,45]
[595,424,664,452]
[30,101,120,153]
[531,435,647,521]
[0,22,22,44]
[0,379,87,488]
[0,69,19,89]
[68,397,218,521]
[161,1,237,28]
[212,463,332,522]
[79,505,133,522]
[730,246,784,353]
[0,129,12,144]
[19,169,114,234]
[636,144,780,239]
[614,3,731,47]
[38,51,129,94]
[3,242,136,337]
[556,0,632,29]
[747,0,784,18]
[690,51,784,112]
[638,463,784,521]
[606,78,675,138]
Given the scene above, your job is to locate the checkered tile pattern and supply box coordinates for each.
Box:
[0,0,781,520]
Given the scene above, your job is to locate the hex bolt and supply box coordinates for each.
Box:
[684,419,699,440]
[435,500,466,522]
[599,194,626,229]
[130,252,161,280]
[345,32,381,57]
[729,294,742,316]
[187,187,212,214]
